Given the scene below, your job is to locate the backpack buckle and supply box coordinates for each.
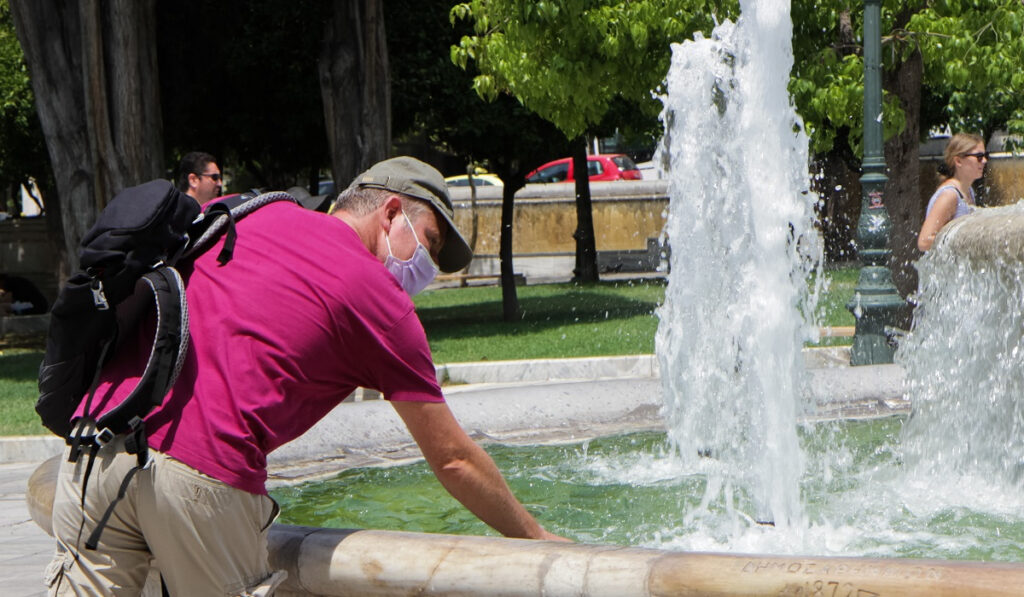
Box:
[94,427,115,446]
[90,279,110,311]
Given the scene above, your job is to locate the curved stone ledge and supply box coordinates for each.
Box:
[936,202,1024,261]
[26,459,1024,597]
[22,352,927,596]
[267,526,1024,597]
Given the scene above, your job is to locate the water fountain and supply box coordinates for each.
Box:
[899,203,1024,485]
[25,0,1024,594]
[654,0,821,534]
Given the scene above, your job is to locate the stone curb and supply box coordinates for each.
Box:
[0,356,662,465]
[0,348,855,465]
[0,434,64,465]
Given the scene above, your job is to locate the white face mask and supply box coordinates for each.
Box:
[384,211,439,296]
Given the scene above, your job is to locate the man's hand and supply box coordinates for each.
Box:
[390,399,570,541]
[538,529,573,542]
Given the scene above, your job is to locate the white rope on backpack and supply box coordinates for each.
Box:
[166,267,190,383]
[183,191,297,260]
[130,268,189,408]
[229,191,296,217]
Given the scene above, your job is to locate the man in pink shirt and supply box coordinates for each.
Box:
[47,157,565,596]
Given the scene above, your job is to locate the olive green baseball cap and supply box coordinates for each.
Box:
[348,156,472,273]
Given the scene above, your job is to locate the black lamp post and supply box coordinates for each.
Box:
[847,0,906,365]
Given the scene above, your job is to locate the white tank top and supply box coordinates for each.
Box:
[925,184,975,220]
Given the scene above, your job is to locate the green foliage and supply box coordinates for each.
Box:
[0,1,29,127]
[455,0,1024,158]
[908,0,1024,146]
[0,0,50,201]
[387,0,570,179]
[791,1,905,156]
[451,0,734,139]
[792,0,1024,155]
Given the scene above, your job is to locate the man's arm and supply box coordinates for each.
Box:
[390,399,568,541]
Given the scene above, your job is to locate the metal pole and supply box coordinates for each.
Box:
[847,0,906,365]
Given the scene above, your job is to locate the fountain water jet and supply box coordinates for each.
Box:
[655,0,822,533]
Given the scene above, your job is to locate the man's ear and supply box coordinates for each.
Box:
[381,195,404,232]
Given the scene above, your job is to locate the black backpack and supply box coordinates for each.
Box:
[36,179,296,548]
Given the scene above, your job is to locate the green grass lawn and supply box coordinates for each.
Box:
[414,269,857,360]
[414,279,667,362]
[0,268,859,436]
[0,349,45,435]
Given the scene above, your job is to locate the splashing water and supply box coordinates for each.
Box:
[654,0,822,536]
[898,203,1024,488]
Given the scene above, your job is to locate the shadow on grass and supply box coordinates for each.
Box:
[0,350,43,382]
[417,282,664,344]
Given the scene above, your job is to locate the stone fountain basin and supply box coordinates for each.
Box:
[266,348,906,486]
[33,348,1002,597]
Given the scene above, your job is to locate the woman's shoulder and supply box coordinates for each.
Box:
[924,183,963,219]
[933,182,964,197]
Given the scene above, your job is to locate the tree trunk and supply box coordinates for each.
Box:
[10,0,163,274]
[882,47,923,310]
[571,137,599,283]
[498,183,520,321]
[319,0,390,188]
[811,144,860,263]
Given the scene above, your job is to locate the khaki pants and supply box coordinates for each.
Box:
[46,441,286,596]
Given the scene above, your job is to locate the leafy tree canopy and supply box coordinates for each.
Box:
[0,0,49,201]
[454,0,1024,157]
[791,0,1024,156]
[911,1,1024,146]
[451,0,730,140]
[388,0,570,178]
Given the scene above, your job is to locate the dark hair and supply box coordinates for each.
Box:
[175,152,218,191]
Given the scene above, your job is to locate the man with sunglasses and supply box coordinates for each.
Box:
[176,151,223,205]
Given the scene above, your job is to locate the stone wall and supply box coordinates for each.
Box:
[0,217,59,304]
[4,163,1022,294]
[449,180,669,279]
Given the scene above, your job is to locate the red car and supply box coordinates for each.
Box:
[525,154,642,183]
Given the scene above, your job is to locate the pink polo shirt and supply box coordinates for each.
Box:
[79,201,443,494]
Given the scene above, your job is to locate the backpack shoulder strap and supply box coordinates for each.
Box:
[90,266,190,437]
[184,191,298,264]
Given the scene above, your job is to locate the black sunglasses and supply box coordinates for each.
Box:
[197,172,223,182]
[961,152,989,161]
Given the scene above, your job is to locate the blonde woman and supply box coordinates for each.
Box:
[917,133,987,251]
